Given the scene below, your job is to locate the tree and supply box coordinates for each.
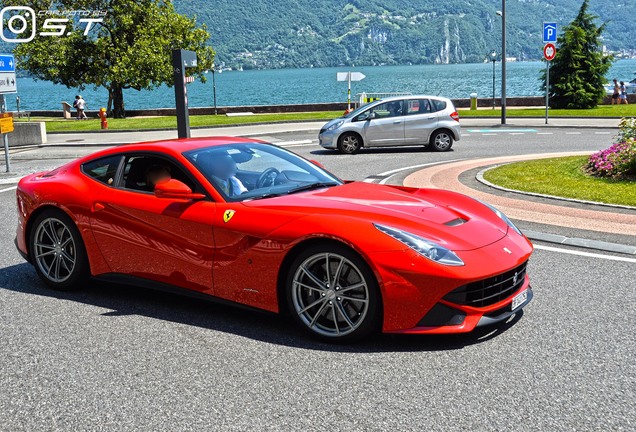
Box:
[11,0,214,118]
[541,0,612,109]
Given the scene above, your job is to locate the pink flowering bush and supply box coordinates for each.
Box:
[587,118,636,179]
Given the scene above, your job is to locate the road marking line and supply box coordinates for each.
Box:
[594,132,611,135]
[565,132,581,135]
[537,132,553,135]
[276,139,313,146]
[466,129,537,133]
[374,159,467,184]
[510,133,525,135]
[534,244,636,263]
[462,134,471,137]
[0,186,17,193]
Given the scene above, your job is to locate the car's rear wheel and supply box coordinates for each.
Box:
[337,133,362,154]
[30,210,88,291]
[430,130,453,152]
[286,244,380,342]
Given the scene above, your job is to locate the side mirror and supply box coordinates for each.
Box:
[154,179,205,200]
[310,159,325,169]
[367,112,376,120]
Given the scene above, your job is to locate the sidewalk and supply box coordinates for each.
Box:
[33,117,621,147]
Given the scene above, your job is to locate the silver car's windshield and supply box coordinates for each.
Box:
[184,143,342,202]
[343,101,382,119]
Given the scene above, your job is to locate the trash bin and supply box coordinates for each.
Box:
[470,93,478,111]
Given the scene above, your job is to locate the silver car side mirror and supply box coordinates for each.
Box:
[367,112,376,120]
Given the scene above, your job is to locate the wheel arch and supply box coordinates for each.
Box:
[337,130,365,149]
[276,236,383,324]
[431,127,458,142]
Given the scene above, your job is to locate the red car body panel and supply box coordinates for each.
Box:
[15,137,533,334]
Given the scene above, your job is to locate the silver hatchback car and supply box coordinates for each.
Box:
[319,95,461,154]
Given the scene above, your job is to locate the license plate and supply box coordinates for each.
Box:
[511,289,528,311]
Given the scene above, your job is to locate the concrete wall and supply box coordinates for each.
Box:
[7,122,47,147]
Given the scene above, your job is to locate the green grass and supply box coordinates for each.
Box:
[459,105,636,118]
[16,111,342,133]
[483,156,636,207]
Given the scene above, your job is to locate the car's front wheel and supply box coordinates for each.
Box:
[430,130,454,152]
[286,244,380,342]
[30,210,89,290]
[337,133,362,154]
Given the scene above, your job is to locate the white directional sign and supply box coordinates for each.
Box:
[337,72,366,82]
[0,54,17,94]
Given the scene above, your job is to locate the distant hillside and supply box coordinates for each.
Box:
[175,0,636,69]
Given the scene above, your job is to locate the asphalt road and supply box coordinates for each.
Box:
[1,126,634,431]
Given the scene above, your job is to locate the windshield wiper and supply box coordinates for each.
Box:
[249,182,339,201]
[286,182,340,194]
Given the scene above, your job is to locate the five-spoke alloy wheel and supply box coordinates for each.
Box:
[337,133,362,154]
[287,245,380,341]
[30,210,88,290]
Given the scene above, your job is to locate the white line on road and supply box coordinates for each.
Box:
[0,186,17,194]
[374,159,467,184]
[565,132,581,135]
[534,244,636,263]
[510,133,525,135]
[594,132,612,135]
[276,139,314,147]
[537,133,553,135]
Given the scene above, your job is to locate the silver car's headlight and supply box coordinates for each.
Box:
[324,120,344,132]
[477,200,523,236]
[374,224,464,266]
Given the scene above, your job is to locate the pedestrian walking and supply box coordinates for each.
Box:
[73,95,88,119]
[619,81,629,105]
[611,79,620,105]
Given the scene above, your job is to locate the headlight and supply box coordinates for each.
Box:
[374,224,464,266]
[324,120,344,132]
[478,200,523,236]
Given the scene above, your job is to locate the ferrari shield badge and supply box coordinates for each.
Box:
[223,209,236,223]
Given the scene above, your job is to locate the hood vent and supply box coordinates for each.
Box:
[444,218,468,227]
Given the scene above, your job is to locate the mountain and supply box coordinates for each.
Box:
[175,0,636,69]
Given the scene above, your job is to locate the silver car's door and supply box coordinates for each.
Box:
[403,99,439,145]
[362,101,406,147]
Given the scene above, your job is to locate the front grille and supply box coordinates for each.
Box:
[444,261,528,308]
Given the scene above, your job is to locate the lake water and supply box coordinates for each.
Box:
[5,59,636,112]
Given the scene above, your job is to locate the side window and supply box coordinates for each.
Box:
[431,99,447,112]
[406,99,432,115]
[81,155,122,186]
[122,155,196,193]
[369,101,404,119]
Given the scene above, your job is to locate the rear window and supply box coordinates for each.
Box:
[81,155,122,186]
[431,99,447,112]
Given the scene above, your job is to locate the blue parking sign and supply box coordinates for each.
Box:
[543,22,557,43]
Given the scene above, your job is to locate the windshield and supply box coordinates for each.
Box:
[184,143,342,202]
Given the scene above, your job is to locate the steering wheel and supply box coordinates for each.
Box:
[256,167,280,188]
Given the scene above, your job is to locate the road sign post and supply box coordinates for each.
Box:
[543,42,556,125]
[172,49,198,139]
[337,72,366,110]
[0,54,16,172]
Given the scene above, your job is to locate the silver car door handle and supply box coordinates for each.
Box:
[393,120,401,124]
[427,116,436,119]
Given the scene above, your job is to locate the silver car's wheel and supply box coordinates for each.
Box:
[288,246,380,341]
[338,133,361,154]
[30,211,88,290]
[431,130,453,152]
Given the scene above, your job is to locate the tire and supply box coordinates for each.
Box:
[430,130,453,152]
[337,133,362,154]
[29,210,89,291]
[286,244,381,342]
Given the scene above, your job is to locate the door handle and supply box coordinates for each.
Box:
[92,202,105,212]
[427,116,436,120]
[393,120,402,124]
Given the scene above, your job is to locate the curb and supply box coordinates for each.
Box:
[46,119,330,135]
[523,230,636,255]
[476,164,636,211]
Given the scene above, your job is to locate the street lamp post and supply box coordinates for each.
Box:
[497,2,507,124]
[490,50,497,109]
[211,64,218,115]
